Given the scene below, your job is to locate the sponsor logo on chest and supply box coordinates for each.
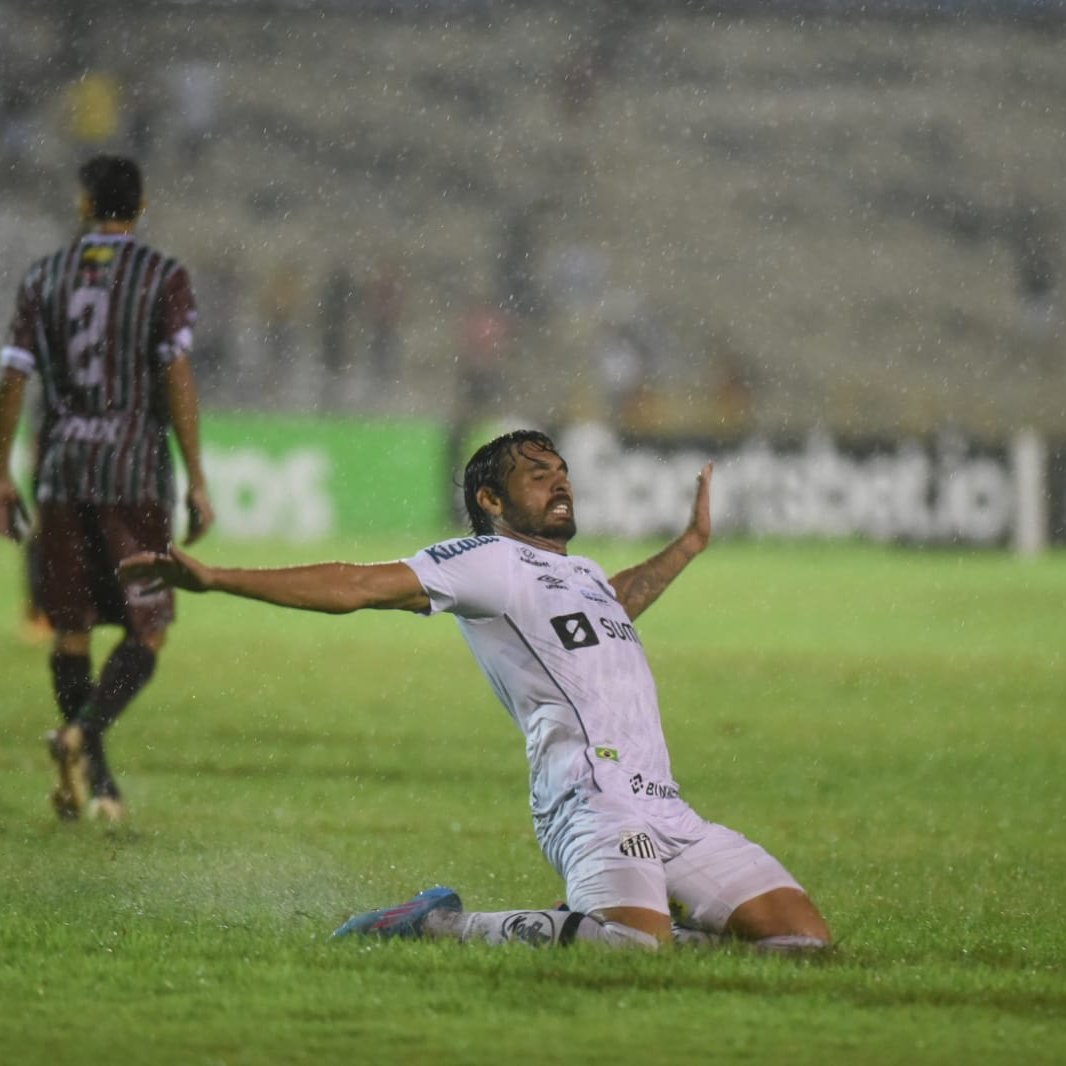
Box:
[537,574,569,590]
[519,546,550,568]
[548,611,642,650]
[629,773,679,800]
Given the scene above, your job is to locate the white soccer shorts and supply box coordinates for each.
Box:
[537,791,804,932]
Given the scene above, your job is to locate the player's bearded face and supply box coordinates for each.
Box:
[499,446,577,541]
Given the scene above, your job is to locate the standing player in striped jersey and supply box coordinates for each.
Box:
[119,431,830,953]
[0,155,214,823]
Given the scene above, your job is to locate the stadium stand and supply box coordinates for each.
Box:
[1,2,1063,437]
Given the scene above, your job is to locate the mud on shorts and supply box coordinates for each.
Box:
[38,501,174,638]
[537,791,804,933]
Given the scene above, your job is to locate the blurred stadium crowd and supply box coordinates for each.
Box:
[1,0,1063,439]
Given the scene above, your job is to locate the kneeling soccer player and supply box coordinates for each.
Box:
[120,430,830,953]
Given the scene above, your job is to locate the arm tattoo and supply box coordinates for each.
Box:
[610,538,699,620]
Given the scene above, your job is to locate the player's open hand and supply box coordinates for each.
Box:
[119,545,212,594]
[0,478,31,543]
[185,485,215,546]
[684,461,714,553]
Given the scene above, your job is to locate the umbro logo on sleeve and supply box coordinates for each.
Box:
[550,612,600,650]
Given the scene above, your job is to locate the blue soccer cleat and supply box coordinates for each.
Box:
[331,886,462,940]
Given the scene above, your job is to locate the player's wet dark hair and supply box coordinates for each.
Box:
[463,430,559,535]
[79,155,143,221]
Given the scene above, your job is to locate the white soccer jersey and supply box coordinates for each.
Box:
[404,535,681,819]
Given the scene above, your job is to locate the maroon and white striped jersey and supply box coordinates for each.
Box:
[1,232,196,505]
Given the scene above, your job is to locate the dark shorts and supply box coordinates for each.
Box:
[38,501,175,637]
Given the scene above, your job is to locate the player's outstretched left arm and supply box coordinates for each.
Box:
[0,368,27,505]
[0,369,32,543]
[119,545,430,614]
[608,461,713,620]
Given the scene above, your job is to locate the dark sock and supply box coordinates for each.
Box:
[83,732,120,798]
[79,640,157,737]
[49,653,92,723]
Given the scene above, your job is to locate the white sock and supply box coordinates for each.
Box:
[425,908,659,949]
[755,935,830,954]
[671,924,726,949]
[672,926,829,953]
[461,909,579,946]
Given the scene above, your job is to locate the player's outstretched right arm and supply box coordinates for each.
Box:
[118,546,430,614]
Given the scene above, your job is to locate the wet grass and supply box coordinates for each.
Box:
[2,536,1065,1064]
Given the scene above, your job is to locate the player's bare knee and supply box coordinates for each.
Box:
[724,887,830,944]
[595,905,673,945]
[594,920,662,951]
[54,630,90,656]
[140,628,167,653]
[754,934,832,955]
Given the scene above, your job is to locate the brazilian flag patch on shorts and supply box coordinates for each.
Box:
[594,746,619,761]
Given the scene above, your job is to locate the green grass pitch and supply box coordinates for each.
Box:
[2,534,1064,1064]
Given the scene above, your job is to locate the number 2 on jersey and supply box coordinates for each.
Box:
[68,285,109,388]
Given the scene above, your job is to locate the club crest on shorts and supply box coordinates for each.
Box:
[619,830,657,860]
